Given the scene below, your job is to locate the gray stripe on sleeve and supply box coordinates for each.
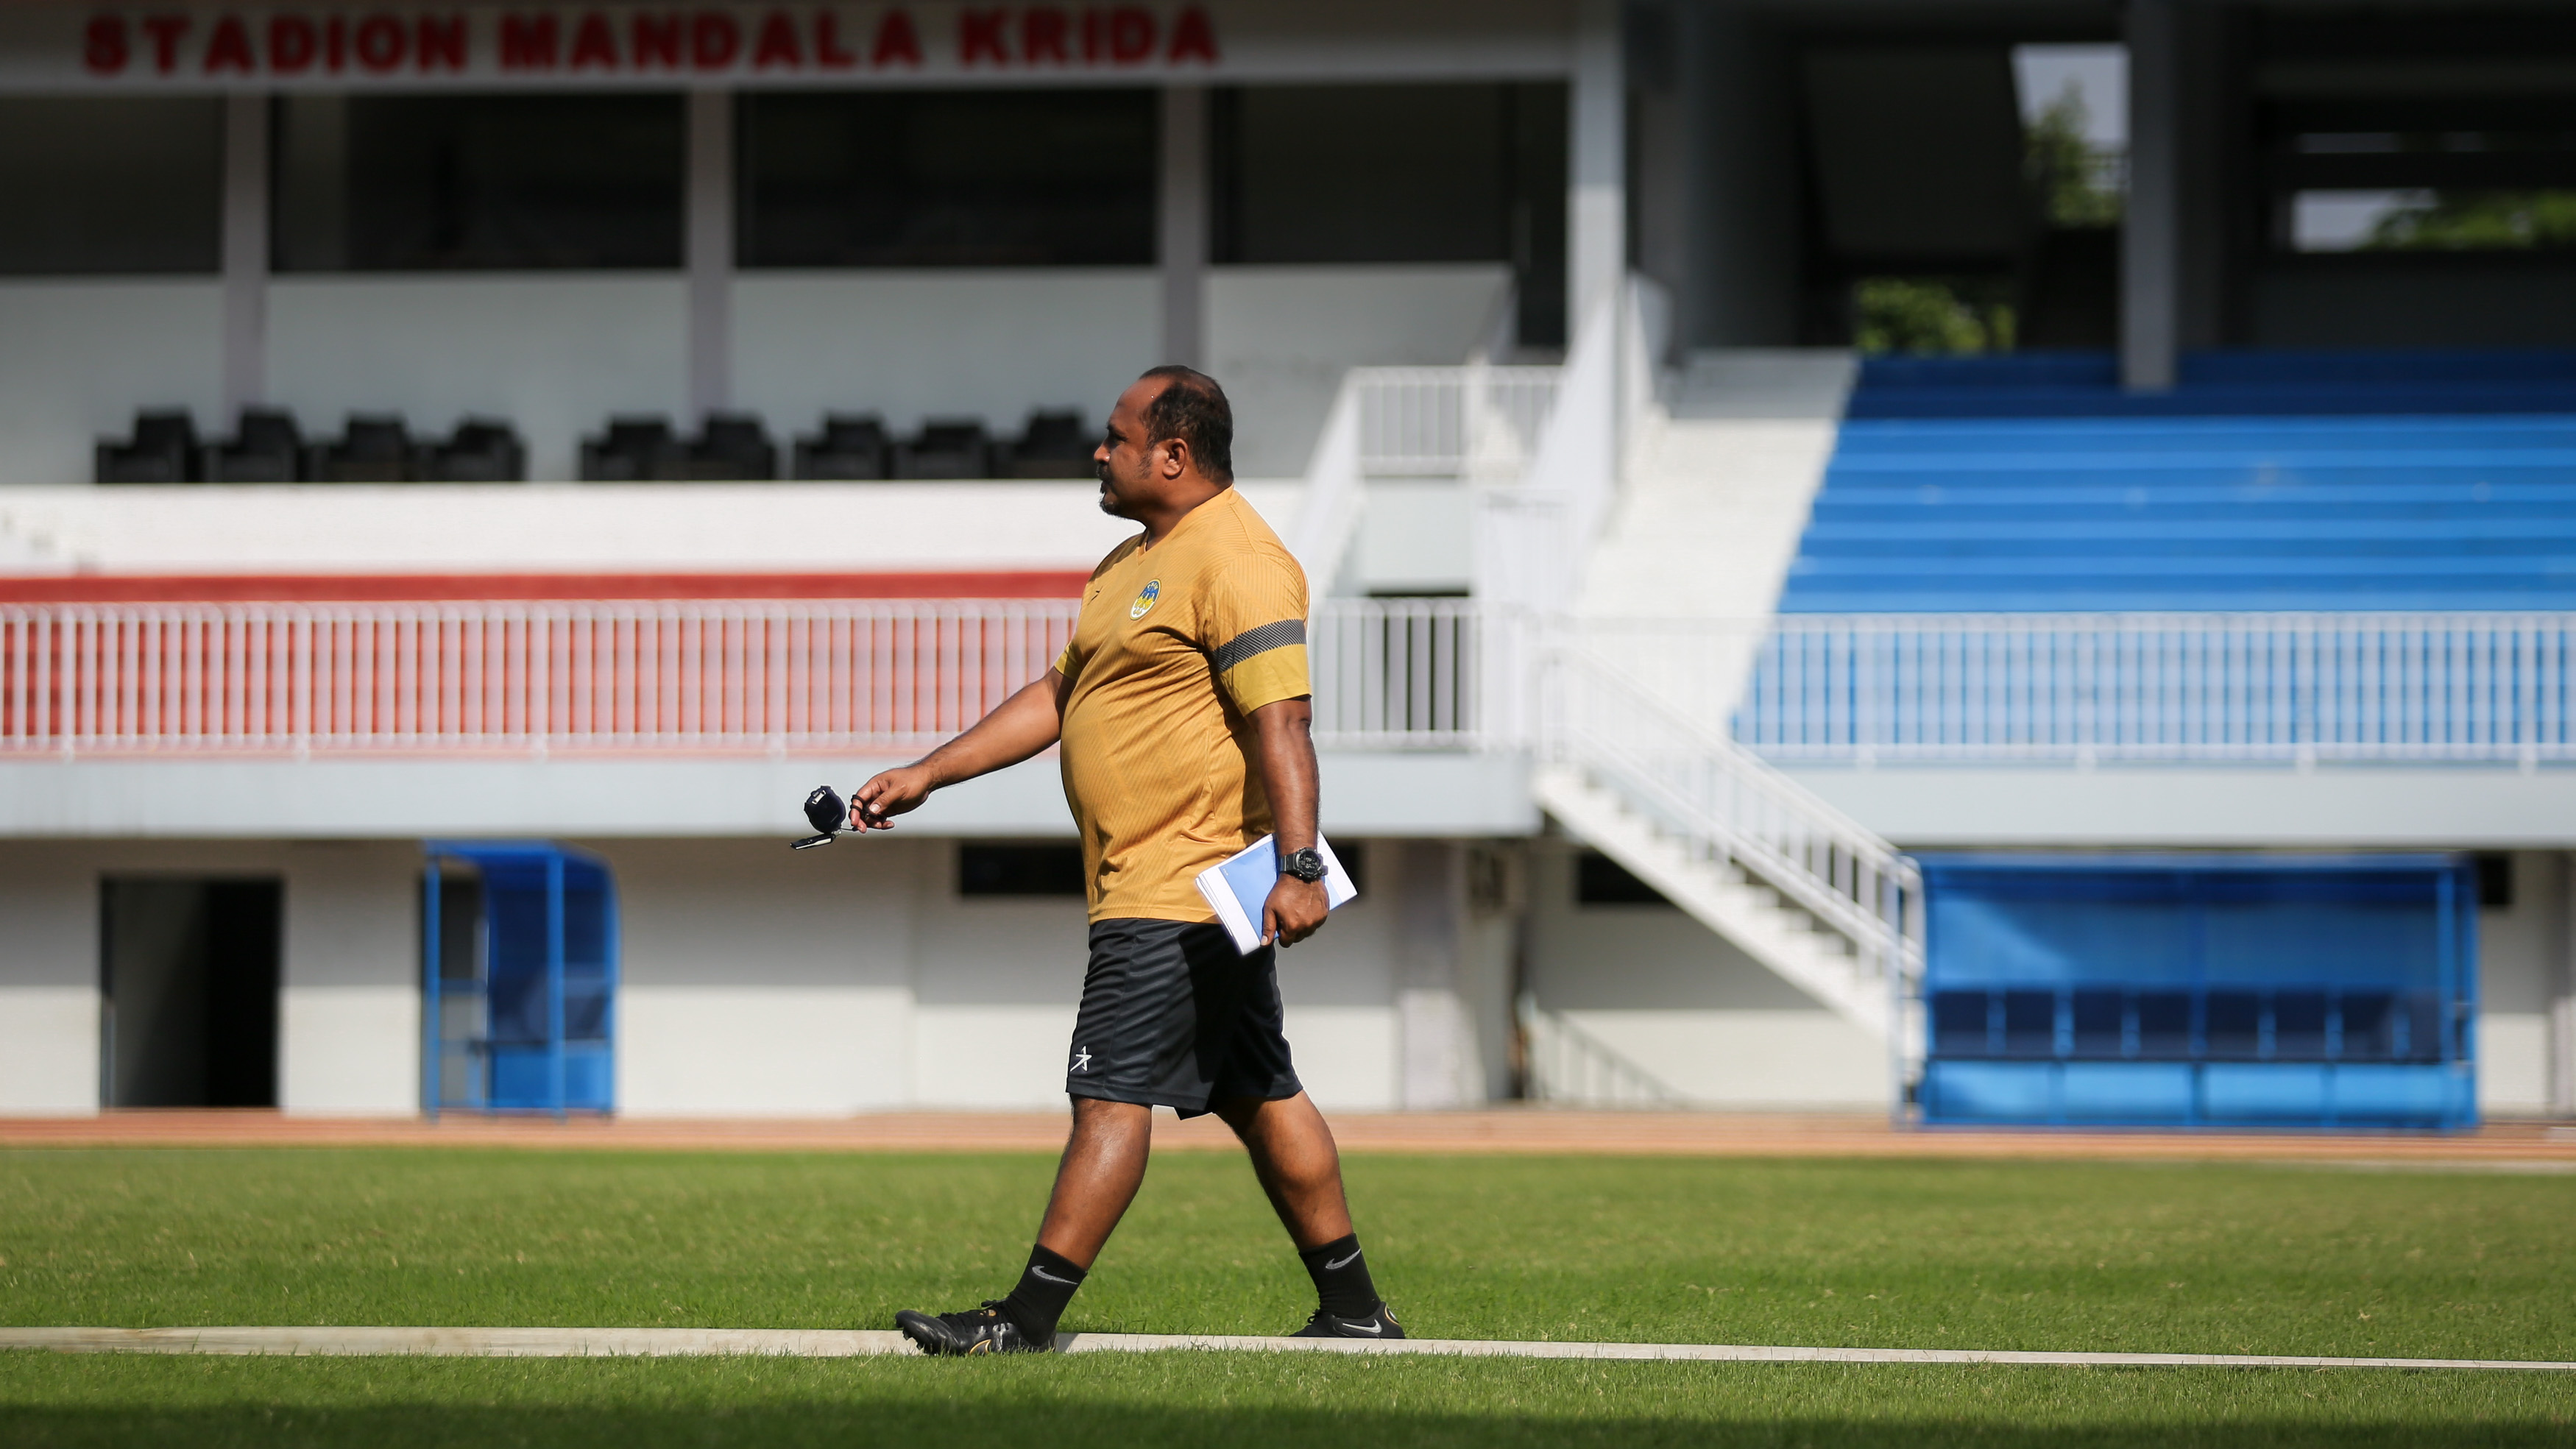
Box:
[1211,619,1306,672]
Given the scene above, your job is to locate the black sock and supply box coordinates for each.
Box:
[999,1245,1086,1342]
[1298,1233,1381,1319]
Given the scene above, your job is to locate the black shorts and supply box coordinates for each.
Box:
[1065,918,1303,1119]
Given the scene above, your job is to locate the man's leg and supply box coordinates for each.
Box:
[1036,1096,1155,1266]
[1216,1091,1398,1335]
[988,1097,1153,1347]
[1212,1091,1352,1250]
[895,1097,1151,1356]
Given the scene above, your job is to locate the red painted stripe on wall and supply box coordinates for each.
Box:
[0,571,1091,603]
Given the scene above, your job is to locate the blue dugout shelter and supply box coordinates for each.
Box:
[422,841,618,1117]
[1917,854,2478,1131]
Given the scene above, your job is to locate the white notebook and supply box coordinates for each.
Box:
[1193,834,1360,954]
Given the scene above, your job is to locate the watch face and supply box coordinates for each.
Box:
[1283,849,1327,882]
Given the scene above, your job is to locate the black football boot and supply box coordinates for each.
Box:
[1290,1302,1406,1340]
[896,1300,1050,1356]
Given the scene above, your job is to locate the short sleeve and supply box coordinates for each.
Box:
[1197,552,1310,714]
[1052,638,1083,683]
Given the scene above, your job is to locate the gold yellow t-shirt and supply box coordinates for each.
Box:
[1053,486,1311,922]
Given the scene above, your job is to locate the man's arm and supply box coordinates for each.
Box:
[1249,696,1329,948]
[847,669,1069,831]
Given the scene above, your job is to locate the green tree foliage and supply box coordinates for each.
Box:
[2026,83,2123,228]
[1853,277,2017,356]
[2366,190,2576,250]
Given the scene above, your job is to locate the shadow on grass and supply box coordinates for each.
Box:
[6,1403,2574,1449]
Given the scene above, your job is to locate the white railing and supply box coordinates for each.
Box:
[1354,366,1562,477]
[0,599,1480,758]
[1517,996,1686,1107]
[1738,613,2576,765]
[1541,645,1925,1000]
[1308,598,1482,748]
[1292,364,1564,598]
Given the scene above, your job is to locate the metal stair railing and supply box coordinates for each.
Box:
[1538,643,1925,1038]
[1516,994,1688,1108]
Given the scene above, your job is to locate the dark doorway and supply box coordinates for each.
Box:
[100,878,282,1108]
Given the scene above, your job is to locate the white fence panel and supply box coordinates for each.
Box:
[0,598,1482,759]
[1734,613,2576,764]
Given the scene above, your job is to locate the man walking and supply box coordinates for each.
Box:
[844,366,1401,1354]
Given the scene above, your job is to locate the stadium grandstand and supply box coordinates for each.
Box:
[1,0,2571,1135]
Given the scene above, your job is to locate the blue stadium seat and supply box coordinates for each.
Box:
[1779,350,2576,612]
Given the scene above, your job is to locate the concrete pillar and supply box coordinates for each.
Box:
[1568,0,1627,337]
[2558,854,2576,1116]
[1158,85,1209,369]
[219,94,269,422]
[2122,0,2180,392]
[1627,2,1691,354]
[1394,842,1475,1109]
[685,88,734,421]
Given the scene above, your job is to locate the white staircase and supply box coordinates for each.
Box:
[1533,344,1918,1056]
[1535,647,1920,1045]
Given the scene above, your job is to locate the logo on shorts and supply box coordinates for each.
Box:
[1072,1046,1092,1073]
[1129,580,1161,620]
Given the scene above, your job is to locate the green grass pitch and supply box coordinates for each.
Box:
[3,1146,2573,1445]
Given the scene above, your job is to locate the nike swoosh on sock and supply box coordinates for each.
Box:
[1324,1251,1361,1271]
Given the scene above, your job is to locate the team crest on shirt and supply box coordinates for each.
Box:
[1129,579,1162,620]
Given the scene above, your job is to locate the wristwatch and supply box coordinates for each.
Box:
[1279,847,1328,885]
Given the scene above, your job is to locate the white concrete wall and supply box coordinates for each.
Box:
[0,479,1300,575]
[276,840,420,1115]
[0,844,101,1113]
[1355,481,1474,596]
[1209,264,1511,477]
[1792,767,2576,850]
[592,837,919,1116]
[269,274,689,483]
[2479,851,2569,1118]
[733,270,1159,443]
[1522,839,1887,1108]
[0,280,222,492]
[0,751,1534,842]
[0,839,417,1114]
[576,835,1408,1115]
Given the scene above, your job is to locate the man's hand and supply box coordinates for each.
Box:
[848,764,936,832]
[1262,875,1328,949]
[839,670,1070,832]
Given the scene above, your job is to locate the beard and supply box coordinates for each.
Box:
[1094,458,1135,518]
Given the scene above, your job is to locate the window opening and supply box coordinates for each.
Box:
[275,93,684,271]
[959,843,1087,897]
[739,88,1155,266]
[0,99,221,275]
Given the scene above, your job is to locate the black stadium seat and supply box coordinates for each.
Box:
[308,414,416,483]
[1004,410,1095,478]
[422,419,526,482]
[793,414,891,479]
[202,408,303,483]
[579,417,687,481]
[95,409,200,483]
[687,414,777,481]
[895,419,993,479]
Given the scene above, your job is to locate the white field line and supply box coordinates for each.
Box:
[1,1327,2569,1371]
